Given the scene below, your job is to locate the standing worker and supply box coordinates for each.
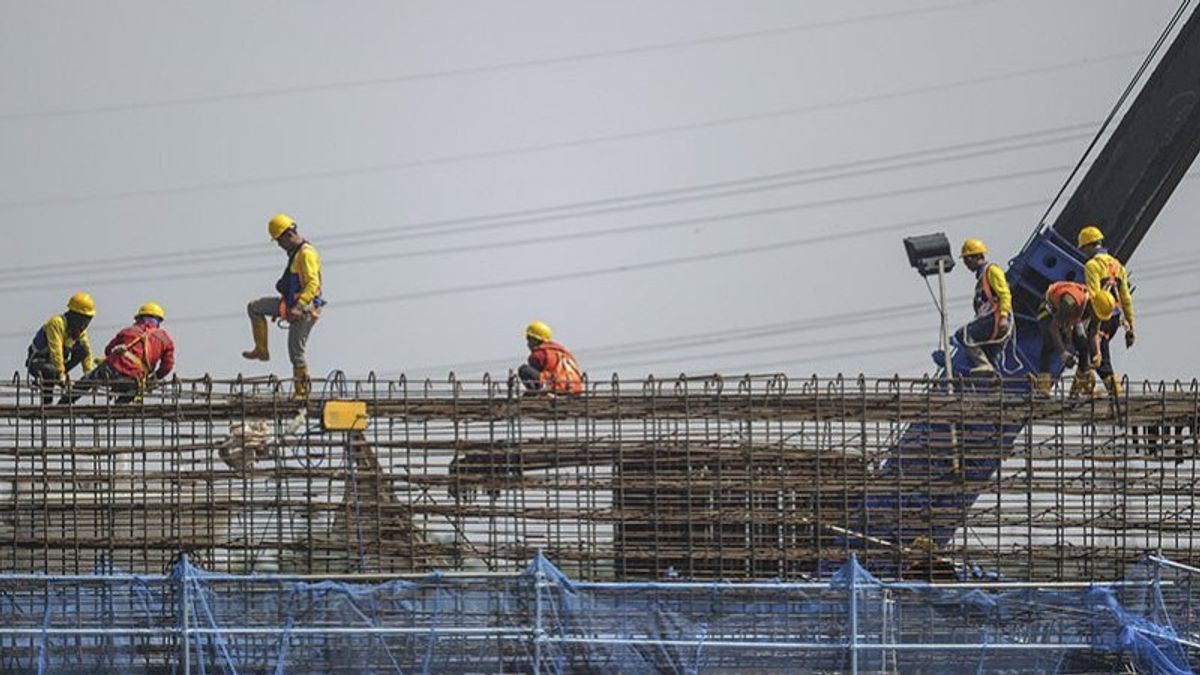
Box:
[954,239,1012,374]
[26,292,97,404]
[242,213,324,399]
[1077,225,1135,400]
[64,303,175,405]
[518,321,583,394]
[1033,281,1092,397]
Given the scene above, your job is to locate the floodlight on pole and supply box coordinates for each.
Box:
[903,233,955,380]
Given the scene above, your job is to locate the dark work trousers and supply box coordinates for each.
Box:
[60,361,140,405]
[1037,319,1090,373]
[1093,316,1119,380]
[26,343,88,405]
[954,315,1003,370]
[518,364,542,392]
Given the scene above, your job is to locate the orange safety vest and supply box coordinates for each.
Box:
[973,263,1007,340]
[531,342,584,394]
[1045,281,1089,313]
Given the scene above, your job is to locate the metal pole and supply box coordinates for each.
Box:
[181,554,191,675]
[533,557,545,675]
[938,259,951,381]
[849,556,859,675]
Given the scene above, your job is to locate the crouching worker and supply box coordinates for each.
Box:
[954,239,1012,374]
[26,292,97,404]
[1034,281,1092,397]
[63,303,175,405]
[518,321,583,395]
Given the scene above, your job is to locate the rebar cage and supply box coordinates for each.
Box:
[0,373,1197,582]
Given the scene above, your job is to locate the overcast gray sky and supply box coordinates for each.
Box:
[1,0,1196,383]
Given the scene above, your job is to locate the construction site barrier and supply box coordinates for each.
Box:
[0,553,1195,673]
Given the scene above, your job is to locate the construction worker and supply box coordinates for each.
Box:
[63,303,175,405]
[26,292,97,404]
[1077,225,1135,399]
[1034,281,1092,397]
[954,239,1012,374]
[518,321,584,394]
[242,213,324,399]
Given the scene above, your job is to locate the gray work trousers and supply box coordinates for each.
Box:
[247,297,315,368]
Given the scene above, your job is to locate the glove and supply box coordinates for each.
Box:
[1091,351,1102,368]
[1125,326,1136,348]
[1060,351,1076,369]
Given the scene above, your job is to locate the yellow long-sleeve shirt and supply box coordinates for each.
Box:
[37,315,95,377]
[1084,252,1134,323]
[974,263,1012,319]
[291,243,322,306]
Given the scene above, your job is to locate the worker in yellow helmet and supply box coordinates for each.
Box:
[953,239,1012,374]
[63,302,175,405]
[25,292,97,404]
[242,213,324,399]
[518,321,584,394]
[1076,225,1135,400]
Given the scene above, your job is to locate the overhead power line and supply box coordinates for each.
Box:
[0,0,1000,121]
[0,163,1070,293]
[0,49,1136,212]
[0,120,1095,281]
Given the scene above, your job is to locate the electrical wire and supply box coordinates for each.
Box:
[0,0,1001,121]
[0,49,1137,212]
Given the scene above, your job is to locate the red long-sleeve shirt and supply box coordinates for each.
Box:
[106,320,175,380]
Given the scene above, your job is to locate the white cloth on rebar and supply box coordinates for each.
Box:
[218,412,307,471]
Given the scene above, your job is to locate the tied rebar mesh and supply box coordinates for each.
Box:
[0,373,1197,582]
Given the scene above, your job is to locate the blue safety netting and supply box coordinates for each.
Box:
[0,555,1196,674]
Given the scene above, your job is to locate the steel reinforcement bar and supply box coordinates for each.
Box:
[0,373,1196,582]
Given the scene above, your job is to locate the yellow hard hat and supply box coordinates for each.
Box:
[136,302,166,321]
[1091,292,1117,322]
[67,291,96,317]
[1077,225,1104,248]
[526,321,553,342]
[268,213,297,240]
[960,238,987,258]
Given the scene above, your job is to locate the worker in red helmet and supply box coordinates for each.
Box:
[63,302,175,405]
[243,213,324,400]
[519,321,584,395]
[954,239,1012,374]
[26,292,98,404]
[1034,281,1093,397]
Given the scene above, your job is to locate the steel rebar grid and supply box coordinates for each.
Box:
[0,373,1196,581]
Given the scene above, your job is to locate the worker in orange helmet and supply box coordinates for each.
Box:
[26,292,98,404]
[242,213,324,400]
[63,302,175,405]
[1076,225,1135,400]
[954,239,1012,374]
[518,321,584,395]
[1033,281,1093,397]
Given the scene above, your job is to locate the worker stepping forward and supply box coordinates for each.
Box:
[25,292,98,404]
[243,213,325,400]
[1076,225,1136,402]
[63,302,176,405]
[953,239,1013,375]
[518,321,584,395]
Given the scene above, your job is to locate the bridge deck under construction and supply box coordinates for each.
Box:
[1,374,1197,582]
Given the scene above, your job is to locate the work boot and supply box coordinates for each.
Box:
[964,346,994,374]
[1033,373,1052,397]
[1102,374,1122,399]
[241,317,270,361]
[292,365,310,401]
[1069,370,1095,399]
